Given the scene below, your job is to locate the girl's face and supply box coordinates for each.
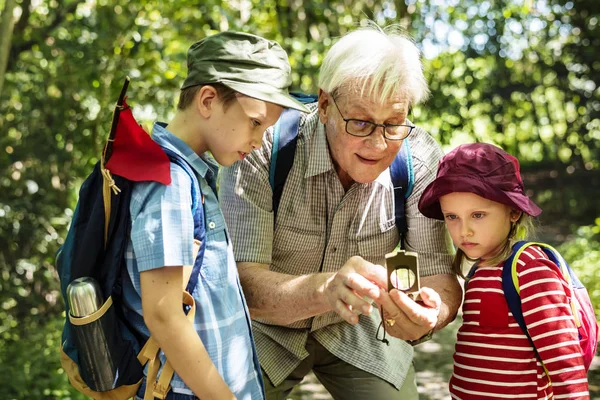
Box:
[439,192,521,264]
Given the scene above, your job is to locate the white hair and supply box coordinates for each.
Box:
[318,22,429,106]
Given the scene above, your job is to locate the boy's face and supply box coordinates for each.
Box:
[207,94,283,166]
[439,192,520,264]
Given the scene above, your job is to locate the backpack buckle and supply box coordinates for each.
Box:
[153,382,171,399]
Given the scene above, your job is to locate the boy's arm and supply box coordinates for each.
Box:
[140,266,236,400]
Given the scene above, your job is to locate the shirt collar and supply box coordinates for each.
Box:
[151,122,218,180]
[374,168,392,187]
[305,122,335,178]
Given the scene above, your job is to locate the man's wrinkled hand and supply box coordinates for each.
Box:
[322,256,387,324]
[375,286,441,340]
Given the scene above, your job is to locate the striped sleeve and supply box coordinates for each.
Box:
[517,246,589,397]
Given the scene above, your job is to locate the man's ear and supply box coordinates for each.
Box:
[196,85,218,118]
[317,88,329,125]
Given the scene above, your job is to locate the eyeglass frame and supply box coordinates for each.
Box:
[329,95,415,141]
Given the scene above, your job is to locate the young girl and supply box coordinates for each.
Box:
[418,143,589,399]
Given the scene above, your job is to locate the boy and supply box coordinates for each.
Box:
[120,31,309,399]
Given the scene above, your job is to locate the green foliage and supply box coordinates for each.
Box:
[414,0,600,170]
[0,311,86,400]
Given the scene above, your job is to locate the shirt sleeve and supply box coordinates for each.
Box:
[219,128,275,265]
[404,127,454,276]
[518,247,589,396]
[130,162,196,272]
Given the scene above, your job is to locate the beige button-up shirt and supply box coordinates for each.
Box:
[219,104,453,389]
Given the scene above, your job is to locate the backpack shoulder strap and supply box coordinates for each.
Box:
[270,93,318,217]
[502,240,550,374]
[270,108,302,217]
[161,148,205,294]
[389,141,414,247]
[502,240,530,330]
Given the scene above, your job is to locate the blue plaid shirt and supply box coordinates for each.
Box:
[121,123,264,399]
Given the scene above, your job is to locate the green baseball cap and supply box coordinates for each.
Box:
[182,31,309,113]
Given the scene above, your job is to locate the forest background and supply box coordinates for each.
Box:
[0,0,598,398]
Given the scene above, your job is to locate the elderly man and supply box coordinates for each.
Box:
[219,24,462,399]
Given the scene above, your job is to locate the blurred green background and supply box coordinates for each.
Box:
[0,0,598,398]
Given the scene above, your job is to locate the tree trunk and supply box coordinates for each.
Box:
[0,0,17,98]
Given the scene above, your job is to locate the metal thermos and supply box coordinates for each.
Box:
[67,277,117,392]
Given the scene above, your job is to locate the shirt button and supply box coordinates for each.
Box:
[331,247,337,253]
[208,221,216,229]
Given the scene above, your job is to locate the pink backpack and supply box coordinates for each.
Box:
[503,241,599,370]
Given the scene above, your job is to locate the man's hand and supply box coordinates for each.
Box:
[375,286,441,340]
[321,256,387,324]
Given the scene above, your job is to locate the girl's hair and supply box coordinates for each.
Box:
[452,213,536,278]
[177,83,238,111]
[318,21,429,107]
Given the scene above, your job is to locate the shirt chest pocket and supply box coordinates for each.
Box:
[356,222,398,266]
[199,215,231,283]
[478,292,509,328]
[272,226,324,275]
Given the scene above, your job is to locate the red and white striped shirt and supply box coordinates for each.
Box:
[450,245,589,399]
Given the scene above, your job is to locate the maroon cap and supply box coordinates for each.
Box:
[418,143,542,220]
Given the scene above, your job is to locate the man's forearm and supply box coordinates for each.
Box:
[238,262,333,324]
[421,273,462,330]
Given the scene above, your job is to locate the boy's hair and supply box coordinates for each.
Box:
[177,83,238,111]
[452,214,535,278]
[318,21,429,106]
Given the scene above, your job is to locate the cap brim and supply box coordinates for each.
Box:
[221,80,310,113]
[504,191,542,217]
[418,175,542,220]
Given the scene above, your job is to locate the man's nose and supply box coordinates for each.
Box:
[365,126,387,150]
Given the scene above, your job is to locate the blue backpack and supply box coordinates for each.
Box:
[56,78,206,400]
[269,94,415,242]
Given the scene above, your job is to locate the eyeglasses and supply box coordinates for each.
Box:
[330,96,415,141]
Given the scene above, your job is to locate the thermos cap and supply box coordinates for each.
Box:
[66,277,104,317]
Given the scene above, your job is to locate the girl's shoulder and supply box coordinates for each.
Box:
[515,244,550,263]
[513,244,565,284]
